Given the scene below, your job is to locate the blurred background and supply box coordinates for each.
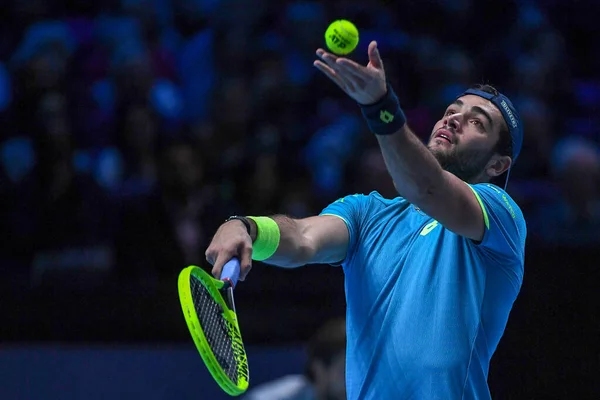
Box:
[0,0,599,398]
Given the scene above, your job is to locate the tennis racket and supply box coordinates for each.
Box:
[178,258,249,396]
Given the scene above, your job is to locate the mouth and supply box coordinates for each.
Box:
[434,129,453,144]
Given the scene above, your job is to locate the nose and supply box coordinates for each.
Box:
[445,113,461,132]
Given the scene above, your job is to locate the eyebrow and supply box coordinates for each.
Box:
[448,100,494,129]
[450,99,464,108]
[471,106,494,128]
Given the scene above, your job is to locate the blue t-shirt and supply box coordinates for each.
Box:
[320,183,526,400]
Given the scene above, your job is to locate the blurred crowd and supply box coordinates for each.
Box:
[1,0,600,289]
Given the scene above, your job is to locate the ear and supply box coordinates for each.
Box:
[486,155,512,178]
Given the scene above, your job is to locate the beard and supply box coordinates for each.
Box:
[428,143,495,183]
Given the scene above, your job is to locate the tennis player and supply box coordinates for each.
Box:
[206,41,526,399]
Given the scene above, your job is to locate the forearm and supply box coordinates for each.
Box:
[247,215,313,268]
[359,85,444,202]
[376,126,445,203]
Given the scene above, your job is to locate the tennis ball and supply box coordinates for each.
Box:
[325,20,359,55]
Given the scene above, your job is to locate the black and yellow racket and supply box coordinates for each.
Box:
[178,258,249,396]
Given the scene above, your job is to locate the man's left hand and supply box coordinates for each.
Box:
[314,41,388,106]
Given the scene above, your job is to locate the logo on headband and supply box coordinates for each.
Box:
[500,99,518,129]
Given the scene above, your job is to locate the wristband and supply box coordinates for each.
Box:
[359,84,406,135]
[247,216,281,261]
[224,215,251,235]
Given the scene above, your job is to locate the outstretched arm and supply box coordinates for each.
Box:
[247,215,349,267]
[374,127,485,241]
[314,41,486,241]
[206,215,349,280]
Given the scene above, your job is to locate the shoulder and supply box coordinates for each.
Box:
[333,191,403,206]
[470,183,524,221]
[322,191,404,218]
[367,190,402,204]
[469,183,527,260]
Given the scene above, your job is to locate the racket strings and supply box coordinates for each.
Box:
[190,276,239,383]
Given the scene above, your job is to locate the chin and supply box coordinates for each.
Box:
[427,142,447,155]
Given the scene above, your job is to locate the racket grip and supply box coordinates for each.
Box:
[220,258,241,288]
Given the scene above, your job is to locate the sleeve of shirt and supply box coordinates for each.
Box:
[469,183,527,263]
[319,193,371,266]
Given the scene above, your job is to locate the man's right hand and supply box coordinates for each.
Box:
[205,220,253,281]
[313,41,387,106]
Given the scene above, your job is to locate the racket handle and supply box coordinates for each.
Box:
[220,258,241,288]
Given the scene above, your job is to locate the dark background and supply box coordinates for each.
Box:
[1,0,599,398]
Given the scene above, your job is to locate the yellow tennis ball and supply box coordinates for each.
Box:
[325,20,359,55]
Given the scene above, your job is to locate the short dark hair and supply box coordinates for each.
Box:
[469,84,513,159]
[305,317,346,381]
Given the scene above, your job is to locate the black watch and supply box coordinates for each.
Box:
[225,215,251,235]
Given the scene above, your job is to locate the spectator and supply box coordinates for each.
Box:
[529,136,600,248]
[114,103,160,197]
[244,317,346,400]
[6,91,117,284]
[115,137,221,282]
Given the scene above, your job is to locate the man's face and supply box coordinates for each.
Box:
[427,94,506,183]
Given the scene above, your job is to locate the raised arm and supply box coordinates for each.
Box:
[206,215,349,280]
[374,127,486,241]
[314,41,501,242]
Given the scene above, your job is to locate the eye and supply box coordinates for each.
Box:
[445,110,455,116]
[470,119,486,131]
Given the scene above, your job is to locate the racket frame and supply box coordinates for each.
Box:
[178,265,249,396]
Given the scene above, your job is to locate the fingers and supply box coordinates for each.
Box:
[210,251,252,282]
[206,237,236,279]
[210,251,231,280]
[314,44,386,104]
[316,48,337,62]
[206,234,253,282]
[239,243,253,281]
[313,60,354,93]
[206,220,254,281]
[314,50,357,92]
[205,245,216,266]
[317,48,370,89]
[367,41,384,70]
[335,58,368,85]
[316,48,340,67]
[317,49,353,89]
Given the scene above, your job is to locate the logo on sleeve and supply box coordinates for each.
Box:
[486,184,516,219]
[420,220,439,236]
[502,194,516,219]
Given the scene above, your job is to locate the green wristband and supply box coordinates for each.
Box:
[248,216,281,261]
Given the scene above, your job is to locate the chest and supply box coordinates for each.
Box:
[345,203,470,302]
[359,204,441,260]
